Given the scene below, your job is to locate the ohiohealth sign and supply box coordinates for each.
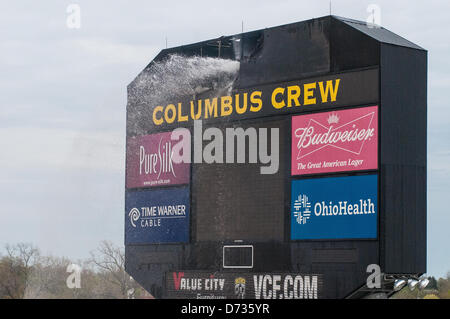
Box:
[291,106,378,176]
[290,175,377,240]
[125,187,190,244]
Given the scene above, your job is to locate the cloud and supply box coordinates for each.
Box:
[67,37,159,66]
[0,127,124,172]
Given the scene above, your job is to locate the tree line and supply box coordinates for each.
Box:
[0,241,151,299]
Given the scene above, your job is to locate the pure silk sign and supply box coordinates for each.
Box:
[291,106,378,176]
[126,131,190,188]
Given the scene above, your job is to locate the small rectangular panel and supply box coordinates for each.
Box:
[223,245,253,268]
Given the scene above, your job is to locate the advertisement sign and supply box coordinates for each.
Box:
[291,106,378,176]
[166,271,323,299]
[291,175,378,240]
[128,68,379,134]
[126,131,190,189]
[125,187,190,244]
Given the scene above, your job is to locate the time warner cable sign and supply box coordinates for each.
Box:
[125,187,190,244]
[290,175,377,240]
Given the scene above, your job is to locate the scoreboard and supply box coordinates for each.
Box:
[124,16,427,299]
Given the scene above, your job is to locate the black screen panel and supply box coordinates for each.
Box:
[193,119,287,242]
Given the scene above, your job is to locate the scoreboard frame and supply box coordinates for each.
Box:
[124,15,427,299]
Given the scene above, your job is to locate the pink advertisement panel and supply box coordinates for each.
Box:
[291,106,378,176]
[126,131,190,188]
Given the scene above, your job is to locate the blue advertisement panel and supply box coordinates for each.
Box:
[291,175,377,240]
[125,187,189,244]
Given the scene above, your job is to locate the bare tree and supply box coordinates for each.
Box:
[0,241,148,299]
[0,243,39,299]
[5,243,40,270]
[24,255,78,299]
[0,256,27,298]
[89,241,135,298]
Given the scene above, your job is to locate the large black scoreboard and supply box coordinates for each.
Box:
[124,16,427,299]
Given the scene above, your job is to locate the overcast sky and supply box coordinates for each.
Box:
[0,0,448,277]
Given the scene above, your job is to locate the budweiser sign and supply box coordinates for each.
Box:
[291,106,378,175]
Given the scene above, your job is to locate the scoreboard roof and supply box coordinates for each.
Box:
[129,15,425,90]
